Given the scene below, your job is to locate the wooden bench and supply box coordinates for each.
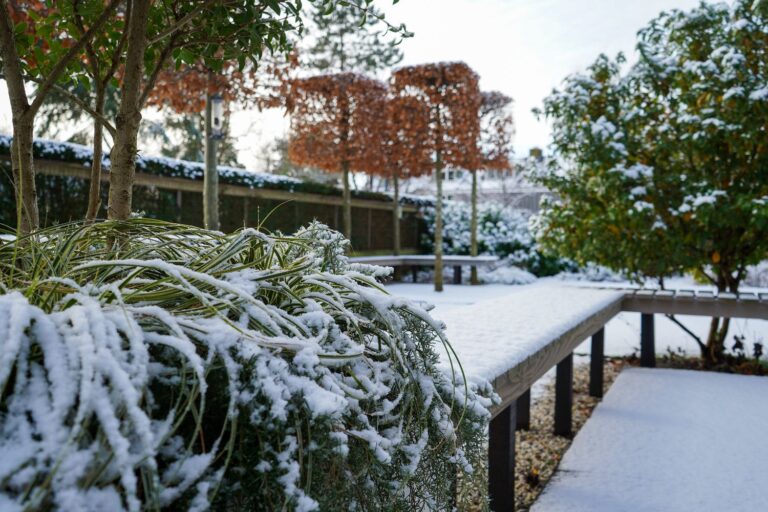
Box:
[434,283,768,511]
[349,254,499,284]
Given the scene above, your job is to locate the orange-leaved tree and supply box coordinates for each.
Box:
[286,72,387,242]
[469,90,515,284]
[382,95,432,257]
[391,62,482,291]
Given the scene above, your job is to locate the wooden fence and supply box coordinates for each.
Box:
[0,158,425,253]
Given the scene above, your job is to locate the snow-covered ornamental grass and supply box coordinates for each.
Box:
[0,220,493,511]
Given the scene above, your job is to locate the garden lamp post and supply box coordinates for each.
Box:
[204,92,223,230]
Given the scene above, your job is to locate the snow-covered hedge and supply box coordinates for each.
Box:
[0,220,492,511]
[0,135,431,207]
[421,201,575,277]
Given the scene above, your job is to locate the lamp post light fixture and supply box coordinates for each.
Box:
[210,93,224,140]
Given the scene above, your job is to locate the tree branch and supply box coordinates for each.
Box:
[28,0,121,116]
[0,0,30,116]
[5,73,118,138]
[665,314,706,352]
[146,0,225,46]
[138,38,177,108]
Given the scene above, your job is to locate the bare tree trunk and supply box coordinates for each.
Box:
[470,170,479,285]
[107,0,151,221]
[85,89,106,221]
[704,317,730,364]
[10,118,39,232]
[203,91,220,230]
[393,174,401,255]
[392,174,402,281]
[1,4,38,232]
[434,151,444,292]
[2,0,120,232]
[342,160,352,240]
[702,273,737,365]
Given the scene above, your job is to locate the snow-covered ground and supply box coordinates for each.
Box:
[532,368,768,512]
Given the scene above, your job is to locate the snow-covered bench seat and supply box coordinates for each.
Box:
[350,254,498,284]
[441,285,625,414]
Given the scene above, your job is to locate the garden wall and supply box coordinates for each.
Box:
[0,136,426,253]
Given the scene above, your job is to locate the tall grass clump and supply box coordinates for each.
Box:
[0,219,494,511]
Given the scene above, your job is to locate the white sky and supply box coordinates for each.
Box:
[235,0,703,168]
[2,0,704,169]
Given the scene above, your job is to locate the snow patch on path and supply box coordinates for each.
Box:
[533,368,768,512]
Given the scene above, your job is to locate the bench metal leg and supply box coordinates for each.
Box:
[453,265,462,284]
[489,401,516,511]
[516,389,530,431]
[590,328,604,398]
[554,353,573,437]
[641,314,655,367]
[411,266,418,283]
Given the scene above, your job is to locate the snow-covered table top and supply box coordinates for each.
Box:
[533,368,768,512]
[434,284,625,409]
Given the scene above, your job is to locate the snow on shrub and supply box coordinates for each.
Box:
[420,201,574,277]
[0,220,493,511]
[745,261,768,288]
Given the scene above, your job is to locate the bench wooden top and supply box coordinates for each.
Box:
[432,283,768,417]
[350,254,499,266]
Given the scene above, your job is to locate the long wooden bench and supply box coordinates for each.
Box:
[433,283,768,511]
[350,254,498,284]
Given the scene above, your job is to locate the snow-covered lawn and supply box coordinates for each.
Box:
[532,368,768,512]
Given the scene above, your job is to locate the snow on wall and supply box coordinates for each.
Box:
[0,134,433,206]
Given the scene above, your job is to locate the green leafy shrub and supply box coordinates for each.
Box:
[0,219,492,511]
[533,0,768,362]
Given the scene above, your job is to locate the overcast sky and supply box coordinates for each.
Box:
[1,0,705,169]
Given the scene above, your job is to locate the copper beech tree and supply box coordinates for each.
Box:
[287,72,387,241]
[470,91,514,284]
[391,62,482,291]
[382,95,432,256]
